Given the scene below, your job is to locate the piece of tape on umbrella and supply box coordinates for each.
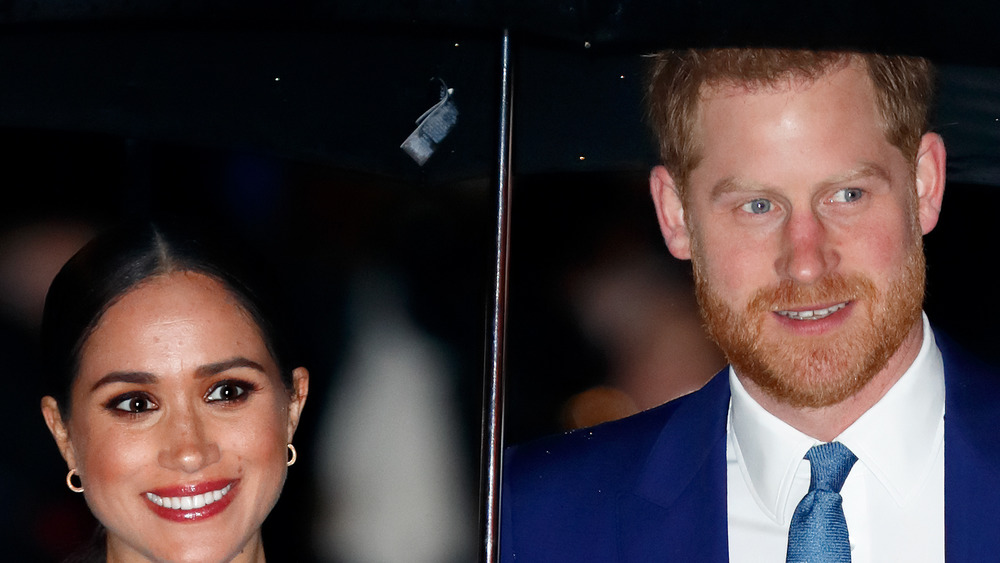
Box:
[401,82,458,166]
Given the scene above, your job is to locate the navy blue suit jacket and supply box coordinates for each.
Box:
[501,339,1000,562]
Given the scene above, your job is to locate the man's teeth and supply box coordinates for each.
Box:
[777,302,847,320]
[146,483,232,510]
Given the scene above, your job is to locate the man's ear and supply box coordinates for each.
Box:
[914,132,946,235]
[286,367,309,442]
[650,165,692,260]
[41,396,77,470]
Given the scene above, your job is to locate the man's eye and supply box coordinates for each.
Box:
[741,199,773,214]
[206,381,251,403]
[111,395,156,413]
[831,188,864,203]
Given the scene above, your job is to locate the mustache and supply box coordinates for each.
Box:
[745,274,877,314]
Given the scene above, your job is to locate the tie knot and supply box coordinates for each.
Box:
[804,442,857,493]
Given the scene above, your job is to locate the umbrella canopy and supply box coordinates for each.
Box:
[1,1,999,184]
[2,4,999,562]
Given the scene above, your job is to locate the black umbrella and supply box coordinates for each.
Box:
[2,3,999,562]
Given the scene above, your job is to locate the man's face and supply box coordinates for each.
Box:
[655,62,942,408]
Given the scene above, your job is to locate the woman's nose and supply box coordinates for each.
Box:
[157,406,221,473]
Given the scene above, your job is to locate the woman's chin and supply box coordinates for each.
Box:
[106,528,264,563]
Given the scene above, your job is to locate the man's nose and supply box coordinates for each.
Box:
[157,405,221,473]
[774,209,839,284]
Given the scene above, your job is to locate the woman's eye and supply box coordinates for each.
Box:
[741,198,773,214]
[831,187,864,203]
[206,381,250,403]
[110,394,156,414]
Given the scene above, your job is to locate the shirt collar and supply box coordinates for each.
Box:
[728,313,945,523]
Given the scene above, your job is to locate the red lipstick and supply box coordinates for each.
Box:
[143,479,238,523]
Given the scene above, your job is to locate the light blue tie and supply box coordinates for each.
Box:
[786,442,857,563]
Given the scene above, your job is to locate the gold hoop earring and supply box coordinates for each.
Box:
[286,443,297,467]
[66,469,84,493]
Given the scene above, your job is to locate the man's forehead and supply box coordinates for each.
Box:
[696,55,863,101]
[683,59,897,197]
[690,58,880,147]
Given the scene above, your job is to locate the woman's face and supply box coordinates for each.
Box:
[42,271,308,562]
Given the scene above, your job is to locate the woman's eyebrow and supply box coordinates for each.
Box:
[196,357,267,378]
[90,371,156,391]
[89,358,266,391]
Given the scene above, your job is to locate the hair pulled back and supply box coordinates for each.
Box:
[41,222,293,415]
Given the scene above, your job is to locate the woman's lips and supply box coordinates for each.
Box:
[143,480,238,522]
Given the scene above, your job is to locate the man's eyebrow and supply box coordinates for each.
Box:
[91,371,157,391]
[195,357,267,378]
[710,176,764,201]
[822,163,891,186]
[709,163,892,202]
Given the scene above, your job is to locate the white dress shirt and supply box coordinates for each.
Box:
[726,313,945,562]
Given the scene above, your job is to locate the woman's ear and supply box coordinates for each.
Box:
[286,367,309,441]
[41,396,77,470]
[650,166,692,260]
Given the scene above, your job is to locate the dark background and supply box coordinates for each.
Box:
[1,2,999,561]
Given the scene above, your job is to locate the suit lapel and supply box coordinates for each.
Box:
[942,338,1000,560]
[603,334,1000,561]
[618,371,731,562]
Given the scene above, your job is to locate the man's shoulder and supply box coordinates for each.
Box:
[935,331,1000,560]
[504,368,731,491]
[940,333,1000,392]
[939,333,1000,448]
[500,369,732,562]
[506,401,677,487]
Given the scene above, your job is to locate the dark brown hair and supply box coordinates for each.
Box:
[41,222,295,416]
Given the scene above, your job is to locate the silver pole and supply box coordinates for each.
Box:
[480,27,513,563]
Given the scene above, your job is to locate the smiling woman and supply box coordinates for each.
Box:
[38,224,309,563]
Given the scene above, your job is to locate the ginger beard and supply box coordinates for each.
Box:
[691,234,926,409]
